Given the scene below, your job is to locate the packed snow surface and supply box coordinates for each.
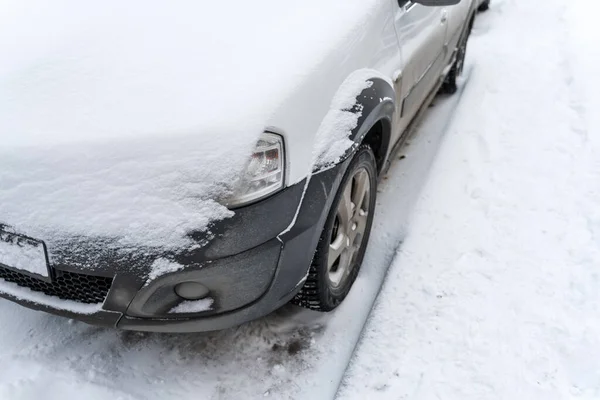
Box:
[0,0,383,254]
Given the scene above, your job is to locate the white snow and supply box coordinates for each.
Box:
[0,144,239,252]
[169,298,214,314]
[312,109,363,170]
[146,258,186,283]
[0,231,48,277]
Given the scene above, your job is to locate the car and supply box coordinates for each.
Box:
[0,0,477,332]
[478,0,491,11]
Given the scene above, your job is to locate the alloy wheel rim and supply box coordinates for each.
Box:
[327,168,371,288]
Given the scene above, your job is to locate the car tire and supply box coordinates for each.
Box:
[440,23,471,95]
[478,0,490,12]
[294,145,378,311]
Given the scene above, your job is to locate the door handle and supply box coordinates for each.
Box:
[441,10,448,23]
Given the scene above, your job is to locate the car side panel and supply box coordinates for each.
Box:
[393,3,446,120]
[446,0,473,58]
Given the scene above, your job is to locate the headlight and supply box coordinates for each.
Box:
[226,132,285,208]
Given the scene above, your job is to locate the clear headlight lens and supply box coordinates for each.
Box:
[226,132,285,208]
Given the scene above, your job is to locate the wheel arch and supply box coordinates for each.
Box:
[348,77,396,175]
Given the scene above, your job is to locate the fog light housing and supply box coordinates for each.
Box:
[174,282,210,300]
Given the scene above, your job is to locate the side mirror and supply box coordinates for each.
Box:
[413,0,461,6]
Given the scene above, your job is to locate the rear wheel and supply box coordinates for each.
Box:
[478,0,490,12]
[294,146,377,311]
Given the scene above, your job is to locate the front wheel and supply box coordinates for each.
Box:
[293,145,378,311]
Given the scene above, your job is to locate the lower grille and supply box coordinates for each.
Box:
[0,267,112,304]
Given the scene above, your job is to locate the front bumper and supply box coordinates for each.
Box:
[0,161,349,332]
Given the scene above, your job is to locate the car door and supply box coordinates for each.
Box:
[391,0,447,142]
[445,0,471,59]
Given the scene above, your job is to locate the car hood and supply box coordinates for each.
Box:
[0,0,381,259]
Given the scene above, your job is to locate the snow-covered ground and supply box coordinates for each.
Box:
[2,0,600,399]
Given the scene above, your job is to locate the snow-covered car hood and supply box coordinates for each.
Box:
[0,0,383,256]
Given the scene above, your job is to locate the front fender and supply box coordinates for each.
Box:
[312,73,397,173]
[350,77,396,145]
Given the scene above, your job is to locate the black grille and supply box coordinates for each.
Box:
[0,267,112,304]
